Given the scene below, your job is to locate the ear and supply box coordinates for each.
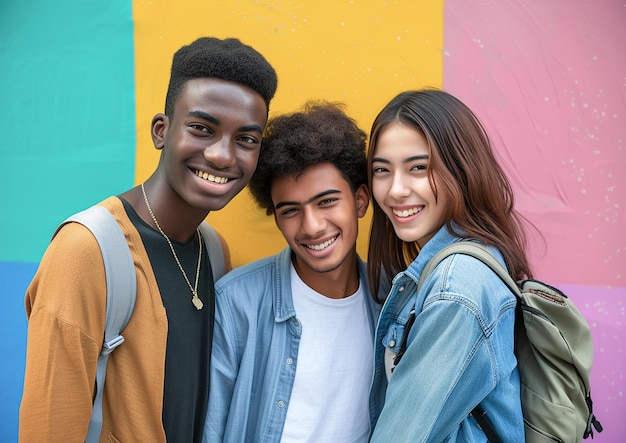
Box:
[151,113,169,150]
[355,184,370,218]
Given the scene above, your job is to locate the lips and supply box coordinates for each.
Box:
[194,169,229,184]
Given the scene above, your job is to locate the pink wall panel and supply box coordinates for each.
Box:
[444,1,625,439]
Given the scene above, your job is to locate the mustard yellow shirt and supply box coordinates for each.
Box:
[20,197,168,442]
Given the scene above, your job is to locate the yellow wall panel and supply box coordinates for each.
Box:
[133,0,443,267]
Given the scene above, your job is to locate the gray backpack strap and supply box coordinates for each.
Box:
[53,205,136,443]
[198,221,226,281]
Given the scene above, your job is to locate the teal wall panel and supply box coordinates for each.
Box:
[0,0,136,263]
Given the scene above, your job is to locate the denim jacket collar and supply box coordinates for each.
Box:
[384,224,464,325]
[403,223,464,283]
[273,248,298,323]
[272,247,378,324]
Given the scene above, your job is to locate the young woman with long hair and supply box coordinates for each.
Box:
[367,89,531,442]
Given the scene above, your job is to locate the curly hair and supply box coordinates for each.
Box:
[164,37,278,117]
[249,101,367,215]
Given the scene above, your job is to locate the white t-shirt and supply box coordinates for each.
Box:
[280,265,373,443]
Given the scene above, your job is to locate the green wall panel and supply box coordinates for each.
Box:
[0,0,136,263]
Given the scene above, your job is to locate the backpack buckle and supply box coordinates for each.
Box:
[102,334,125,356]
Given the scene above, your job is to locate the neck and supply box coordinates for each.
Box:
[292,255,360,299]
[127,180,207,242]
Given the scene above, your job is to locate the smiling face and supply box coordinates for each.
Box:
[152,77,268,212]
[371,122,448,248]
[271,163,369,286]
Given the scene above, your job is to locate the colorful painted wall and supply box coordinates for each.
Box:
[1,0,623,440]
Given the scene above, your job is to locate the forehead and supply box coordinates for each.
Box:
[270,163,351,204]
[374,122,429,158]
[174,77,268,123]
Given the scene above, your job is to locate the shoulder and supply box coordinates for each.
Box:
[27,217,107,335]
[215,253,280,295]
[423,246,516,313]
[212,253,287,327]
[49,219,103,260]
[35,198,129,282]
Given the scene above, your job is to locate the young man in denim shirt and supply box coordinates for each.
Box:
[203,102,385,442]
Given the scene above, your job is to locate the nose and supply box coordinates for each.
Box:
[204,136,236,168]
[301,207,326,236]
[388,171,410,200]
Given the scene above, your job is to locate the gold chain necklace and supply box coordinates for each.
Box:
[141,183,204,310]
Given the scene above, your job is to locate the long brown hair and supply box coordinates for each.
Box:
[367,89,533,302]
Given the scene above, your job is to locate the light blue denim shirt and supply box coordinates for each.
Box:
[203,247,384,443]
[369,225,524,442]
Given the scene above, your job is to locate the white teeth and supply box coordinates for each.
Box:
[393,207,422,217]
[306,236,337,251]
[195,170,229,184]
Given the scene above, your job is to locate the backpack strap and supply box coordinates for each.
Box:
[53,205,136,443]
[472,405,503,443]
[198,221,226,281]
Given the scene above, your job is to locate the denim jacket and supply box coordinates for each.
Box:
[203,247,384,443]
[369,225,524,442]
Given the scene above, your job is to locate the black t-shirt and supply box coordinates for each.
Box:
[122,198,214,443]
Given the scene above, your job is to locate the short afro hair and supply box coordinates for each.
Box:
[249,101,367,215]
[164,37,278,116]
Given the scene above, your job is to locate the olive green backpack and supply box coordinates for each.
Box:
[416,241,603,442]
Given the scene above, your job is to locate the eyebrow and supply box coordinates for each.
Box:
[372,154,429,164]
[187,110,263,134]
[274,189,341,210]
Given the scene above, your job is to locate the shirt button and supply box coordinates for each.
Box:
[389,340,396,347]
[278,400,285,408]
[294,320,299,327]
[286,358,293,365]
[398,286,405,292]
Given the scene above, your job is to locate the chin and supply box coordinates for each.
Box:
[395,231,419,243]
[194,197,225,212]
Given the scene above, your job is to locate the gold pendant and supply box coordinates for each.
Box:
[192,295,203,310]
